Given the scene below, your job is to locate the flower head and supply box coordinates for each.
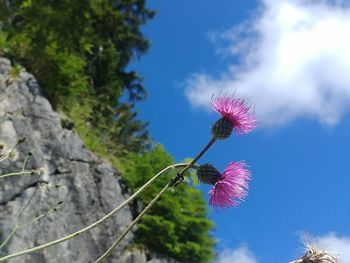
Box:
[211,96,256,137]
[290,243,338,263]
[208,161,251,209]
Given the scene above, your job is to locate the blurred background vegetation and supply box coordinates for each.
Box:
[0,0,214,262]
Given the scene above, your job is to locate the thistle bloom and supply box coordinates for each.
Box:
[211,96,256,138]
[209,161,251,208]
[197,161,251,209]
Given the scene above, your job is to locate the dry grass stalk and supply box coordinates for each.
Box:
[290,243,338,263]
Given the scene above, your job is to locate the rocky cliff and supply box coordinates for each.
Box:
[0,58,176,263]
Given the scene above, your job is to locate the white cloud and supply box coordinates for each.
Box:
[216,245,258,263]
[313,232,350,262]
[186,0,350,126]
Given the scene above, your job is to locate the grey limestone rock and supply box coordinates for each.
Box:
[0,58,176,263]
[119,249,178,263]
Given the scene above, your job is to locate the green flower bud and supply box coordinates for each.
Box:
[197,164,221,185]
[211,117,233,140]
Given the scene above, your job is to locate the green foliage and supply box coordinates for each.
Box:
[6,63,24,83]
[0,0,154,155]
[122,145,215,263]
[0,2,216,261]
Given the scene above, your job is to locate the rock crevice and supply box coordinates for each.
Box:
[0,58,176,263]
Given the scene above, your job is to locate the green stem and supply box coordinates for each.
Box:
[0,137,217,261]
[0,163,188,262]
[0,171,32,180]
[0,155,9,163]
[0,173,43,249]
[95,181,172,263]
[0,139,24,163]
[95,137,217,262]
[0,227,17,251]
[172,137,216,186]
[18,201,63,229]
[179,137,216,175]
[21,154,30,172]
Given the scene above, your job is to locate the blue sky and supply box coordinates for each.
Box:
[131,0,350,262]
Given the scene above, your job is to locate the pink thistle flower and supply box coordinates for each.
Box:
[209,161,251,209]
[212,96,256,136]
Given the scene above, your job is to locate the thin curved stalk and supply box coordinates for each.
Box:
[0,151,33,180]
[0,173,43,249]
[21,154,30,172]
[95,181,172,263]
[0,171,33,180]
[0,139,25,163]
[173,137,216,186]
[95,137,217,262]
[0,163,188,262]
[18,201,64,229]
